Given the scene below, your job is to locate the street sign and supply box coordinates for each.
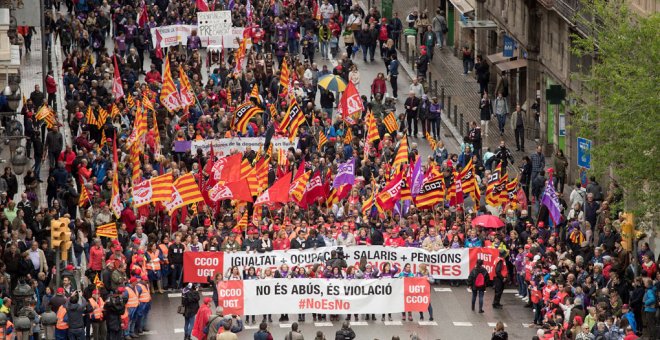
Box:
[197,11,232,38]
[577,137,592,169]
[558,114,566,136]
[503,35,514,57]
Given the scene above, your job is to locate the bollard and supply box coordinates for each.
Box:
[460,113,464,136]
[435,80,439,98]
[447,96,452,120]
[453,105,458,127]
[441,86,445,104]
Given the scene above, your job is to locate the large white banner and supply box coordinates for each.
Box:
[217,278,431,315]
[189,136,299,156]
[151,25,246,49]
[223,245,471,280]
[197,11,233,37]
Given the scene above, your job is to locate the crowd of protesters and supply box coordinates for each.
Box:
[0,0,655,337]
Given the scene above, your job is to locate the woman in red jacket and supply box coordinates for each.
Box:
[371,72,387,99]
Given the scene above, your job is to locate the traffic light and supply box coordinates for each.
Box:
[50,219,72,260]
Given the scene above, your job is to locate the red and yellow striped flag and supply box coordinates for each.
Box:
[425,132,437,150]
[241,159,259,197]
[279,59,290,99]
[165,173,204,212]
[286,98,304,141]
[79,185,90,207]
[151,109,161,157]
[142,97,155,112]
[414,174,445,210]
[150,172,174,202]
[178,64,196,109]
[236,211,248,230]
[111,103,120,119]
[289,171,310,203]
[97,107,109,128]
[86,106,98,127]
[383,111,398,133]
[254,158,268,192]
[36,105,57,129]
[126,94,135,108]
[252,206,262,226]
[96,222,118,239]
[130,143,142,184]
[392,135,409,168]
[249,84,260,103]
[318,130,328,150]
[231,102,264,134]
[344,128,353,144]
[268,103,278,120]
[159,55,182,112]
[366,111,380,143]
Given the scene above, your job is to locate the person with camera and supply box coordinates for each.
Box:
[104,288,126,340]
[181,283,200,340]
[206,307,244,339]
[325,249,348,270]
[334,321,356,340]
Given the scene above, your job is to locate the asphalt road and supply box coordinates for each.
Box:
[144,283,538,340]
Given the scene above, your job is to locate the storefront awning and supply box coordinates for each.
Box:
[486,52,510,65]
[459,20,498,29]
[496,59,528,72]
[449,0,475,15]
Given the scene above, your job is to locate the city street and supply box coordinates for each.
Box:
[146,283,538,339]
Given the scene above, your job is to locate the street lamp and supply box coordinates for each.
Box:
[10,145,27,175]
[3,74,21,112]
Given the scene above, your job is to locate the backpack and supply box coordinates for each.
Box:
[379,25,388,41]
[475,272,486,288]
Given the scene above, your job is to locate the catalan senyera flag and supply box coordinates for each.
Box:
[318,130,328,150]
[165,173,205,212]
[231,102,264,133]
[35,105,57,129]
[96,222,118,239]
[135,104,148,145]
[392,135,409,169]
[241,159,260,197]
[142,97,155,112]
[111,137,122,218]
[344,128,353,144]
[254,158,269,192]
[111,103,120,120]
[285,98,305,141]
[132,172,173,207]
[268,103,278,121]
[414,174,445,210]
[459,158,481,203]
[79,185,90,207]
[486,163,503,206]
[126,94,135,108]
[178,64,196,109]
[97,107,109,128]
[130,143,142,184]
[160,55,183,112]
[236,211,248,230]
[366,111,380,144]
[425,132,437,150]
[277,148,288,167]
[151,109,161,157]
[279,59,290,99]
[383,111,398,133]
[506,177,519,204]
[290,171,311,204]
[249,84,261,104]
[93,274,104,287]
[498,172,509,205]
[86,106,98,127]
[361,193,375,216]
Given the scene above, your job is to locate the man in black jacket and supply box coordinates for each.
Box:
[104,291,126,340]
[168,235,185,289]
[335,321,356,340]
[467,259,490,313]
[66,291,90,340]
[404,91,420,137]
[492,249,507,309]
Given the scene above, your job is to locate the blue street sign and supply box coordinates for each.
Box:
[503,35,514,58]
[577,137,592,169]
[460,14,468,25]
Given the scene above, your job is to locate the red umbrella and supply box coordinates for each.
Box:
[471,215,505,229]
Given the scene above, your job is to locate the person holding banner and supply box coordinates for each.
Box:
[416,264,435,321]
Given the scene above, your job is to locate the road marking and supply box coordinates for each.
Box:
[488,322,507,327]
[434,287,452,292]
[314,322,334,327]
[279,323,292,328]
[168,293,182,298]
[351,321,368,326]
[173,328,184,333]
[418,321,438,326]
[202,291,213,296]
[244,325,259,330]
[141,331,158,335]
[522,323,535,328]
[467,288,472,293]
[384,320,403,326]
[453,322,473,327]
[503,289,517,294]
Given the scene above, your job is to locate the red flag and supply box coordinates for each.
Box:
[338,81,363,125]
[254,172,292,206]
[203,144,216,175]
[196,0,209,11]
[154,30,164,59]
[449,173,465,207]
[375,173,404,211]
[137,3,149,28]
[302,171,325,208]
[112,55,124,100]
[210,153,242,182]
[208,179,253,202]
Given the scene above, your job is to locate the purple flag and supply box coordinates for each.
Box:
[333,158,355,189]
[411,157,424,197]
[541,177,562,223]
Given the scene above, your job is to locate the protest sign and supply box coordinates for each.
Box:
[197,11,232,37]
[183,252,224,283]
[184,136,298,156]
[219,278,430,315]
[151,25,246,49]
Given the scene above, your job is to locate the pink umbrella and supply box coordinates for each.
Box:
[471,215,505,229]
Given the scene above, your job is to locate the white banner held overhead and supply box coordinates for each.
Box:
[151,25,246,49]
[188,136,298,156]
[197,11,233,37]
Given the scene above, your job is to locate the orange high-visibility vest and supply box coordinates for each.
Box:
[125,287,139,308]
[137,283,151,303]
[146,250,161,271]
[158,244,169,265]
[89,297,105,320]
[56,306,69,330]
[0,320,14,339]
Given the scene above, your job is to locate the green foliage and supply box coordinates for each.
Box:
[570,0,660,216]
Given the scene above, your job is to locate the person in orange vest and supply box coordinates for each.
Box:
[0,318,14,340]
[89,289,106,340]
[158,235,171,291]
[122,277,142,338]
[146,243,164,293]
[136,275,152,335]
[55,304,69,340]
[492,249,508,309]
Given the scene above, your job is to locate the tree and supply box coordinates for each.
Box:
[570,0,660,218]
